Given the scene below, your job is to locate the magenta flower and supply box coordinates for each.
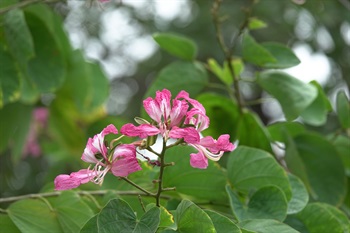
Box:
[121,89,209,140]
[170,128,235,169]
[54,124,141,190]
[120,89,235,169]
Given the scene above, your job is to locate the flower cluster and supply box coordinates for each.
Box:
[54,89,235,190]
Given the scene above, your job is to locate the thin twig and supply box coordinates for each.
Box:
[0,190,170,204]
[121,177,156,197]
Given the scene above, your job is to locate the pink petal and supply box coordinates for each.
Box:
[54,169,93,190]
[176,90,206,113]
[112,144,136,161]
[121,123,160,138]
[111,144,141,176]
[190,152,208,169]
[101,124,118,136]
[216,134,235,151]
[170,99,188,127]
[143,97,161,122]
[169,126,200,143]
[81,138,99,163]
[155,89,172,121]
[111,157,142,177]
[185,109,210,132]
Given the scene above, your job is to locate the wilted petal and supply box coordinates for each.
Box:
[111,144,141,176]
[200,134,235,154]
[121,123,160,138]
[54,169,94,190]
[190,151,208,169]
[169,126,200,143]
[170,99,188,127]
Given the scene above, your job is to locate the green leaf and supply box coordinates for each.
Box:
[260,42,300,68]
[236,111,272,153]
[238,219,298,233]
[197,93,240,139]
[205,210,241,233]
[207,58,244,85]
[292,133,347,205]
[295,203,350,233]
[63,50,109,114]
[268,121,305,142]
[4,9,34,66]
[163,146,228,202]
[51,191,95,233]
[336,90,350,129]
[242,33,276,67]
[84,199,160,233]
[144,61,208,104]
[80,215,98,233]
[226,186,288,222]
[8,199,62,233]
[146,204,174,231]
[25,12,66,92]
[169,200,216,233]
[0,46,21,108]
[257,71,318,121]
[0,103,32,161]
[0,214,21,233]
[153,33,197,60]
[227,146,292,200]
[287,173,309,215]
[248,17,267,30]
[333,135,350,176]
[300,81,332,126]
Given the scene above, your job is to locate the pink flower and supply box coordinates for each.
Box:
[54,125,141,190]
[122,89,209,141]
[170,131,236,169]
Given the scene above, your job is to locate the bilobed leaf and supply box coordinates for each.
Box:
[286,173,309,215]
[163,146,228,202]
[80,215,98,233]
[25,12,66,92]
[260,42,300,68]
[4,9,34,65]
[242,33,276,67]
[236,111,272,153]
[300,81,332,126]
[8,199,62,233]
[293,133,347,205]
[51,191,95,233]
[94,199,160,233]
[238,219,298,233]
[153,33,197,60]
[248,17,267,30]
[145,61,208,101]
[0,46,21,108]
[257,71,318,120]
[205,210,241,233]
[171,200,216,233]
[336,90,350,129]
[227,146,292,200]
[295,203,350,233]
[146,204,174,231]
[226,185,288,222]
